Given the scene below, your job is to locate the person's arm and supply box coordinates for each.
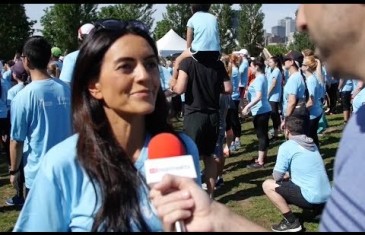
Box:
[338,78,344,92]
[268,77,277,97]
[223,80,232,95]
[305,77,316,109]
[351,80,364,99]
[186,27,193,49]
[170,69,188,95]
[286,94,297,117]
[9,140,24,186]
[150,174,267,232]
[242,91,262,115]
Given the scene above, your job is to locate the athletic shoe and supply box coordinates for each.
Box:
[5,195,25,206]
[246,162,264,169]
[215,177,224,189]
[234,140,241,150]
[271,218,302,232]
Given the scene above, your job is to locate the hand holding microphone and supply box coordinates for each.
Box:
[145,133,198,232]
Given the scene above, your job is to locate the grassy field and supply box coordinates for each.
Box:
[0,113,343,232]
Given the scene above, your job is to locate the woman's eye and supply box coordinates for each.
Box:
[118,63,133,72]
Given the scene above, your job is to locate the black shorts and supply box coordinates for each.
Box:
[0,116,10,136]
[183,111,219,157]
[341,91,352,111]
[190,48,220,63]
[275,180,325,210]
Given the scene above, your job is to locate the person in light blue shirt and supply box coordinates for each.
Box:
[13,20,201,232]
[267,56,283,138]
[352,81,365,113]
[281,51,307,130]
[170,4,220,85]
[9,36,72,198]
[242,58,271,169]
[2,60,15,85]
[238,52,249,99]
[302,56,323,149]
[262,115,331,232]
[339,78,354,124]
[59,23,95,86]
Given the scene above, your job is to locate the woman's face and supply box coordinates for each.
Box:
[250,62,257,75]
[90,34,160,117]
[268,59,276,69]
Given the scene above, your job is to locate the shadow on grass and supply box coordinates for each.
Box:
[0,178,10,187]
[0,205,22,213]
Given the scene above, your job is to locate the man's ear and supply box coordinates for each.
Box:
[88,81,103,100]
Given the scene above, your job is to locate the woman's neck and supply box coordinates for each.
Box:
[288,66,298,76]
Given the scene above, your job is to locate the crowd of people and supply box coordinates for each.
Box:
[0,3,364,232]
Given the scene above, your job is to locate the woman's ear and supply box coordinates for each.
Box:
[88,81,103,100]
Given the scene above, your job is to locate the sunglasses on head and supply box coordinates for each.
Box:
[93,19,150,34]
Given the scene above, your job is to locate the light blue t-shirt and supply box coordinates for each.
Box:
[231,66,240,101]
[320,105,365,232]
[306,74,323,119]
[10,78,72,189]
[159,65,171,91]
[238,59,249,88]
[187,12,220,51]
[282,71,306,117]
[2,69,12,85]
[247,74,271,116]
[0,78,11,118]
[352,88,365,113]
[267,67,282,102]
[274,139,331,204]
[341,79,353,92]
[7,82,25,106]
[13,132,201,232]
[59,50,79,85]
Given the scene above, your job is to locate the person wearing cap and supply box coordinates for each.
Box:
[50,46,63,78]
[5,61,29,206]
[281,50,308,130]
[59,23,95,86]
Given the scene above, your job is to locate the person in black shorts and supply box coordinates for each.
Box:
[169,55,231,198]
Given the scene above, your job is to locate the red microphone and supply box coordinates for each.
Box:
[145,133,197,232]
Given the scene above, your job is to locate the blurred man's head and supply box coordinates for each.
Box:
[284,115,306,138]
[78,23,95,42]
[296,4,365,80]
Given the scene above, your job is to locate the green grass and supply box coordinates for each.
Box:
[0,114,343,232]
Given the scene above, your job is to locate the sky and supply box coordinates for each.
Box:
[24,4,299,34]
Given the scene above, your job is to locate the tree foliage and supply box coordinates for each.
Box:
[40,4,98,54]
[287,31,315,52]
[0,4,35,60]
[153,19,171,41]
[266,44,289,57]
[161,4,192,39]
[237,4,264,57]
[210,4,236,54]
[98,4,156,31]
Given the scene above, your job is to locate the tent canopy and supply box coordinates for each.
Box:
[156,29,187,58]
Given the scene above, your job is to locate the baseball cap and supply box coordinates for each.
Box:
[283,50,303,68]
[238,48,249,56]
[51,47,62,57]
[78,23,95,41]
[11,61,27,79]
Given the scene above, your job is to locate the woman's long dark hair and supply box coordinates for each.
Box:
[72,24,174,232]
[270,56,285,82]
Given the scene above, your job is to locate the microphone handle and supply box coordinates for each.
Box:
[175,220,187,232]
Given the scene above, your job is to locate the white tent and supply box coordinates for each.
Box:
[156,29,187,57]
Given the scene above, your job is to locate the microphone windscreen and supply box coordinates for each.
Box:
[148,133,186,159]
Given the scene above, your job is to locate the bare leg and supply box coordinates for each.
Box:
[262,179,291,213]
[203,155,217,199]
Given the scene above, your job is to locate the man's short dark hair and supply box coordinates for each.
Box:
[285,115,305,135]
[191,4,211,13]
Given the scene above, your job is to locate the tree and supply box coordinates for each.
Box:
[162,4,192,39]
[40,4,98,54]
[98,4,156,31]
[237,4,265,57]
[210,4,236,54]
[287,32,315,52]
[153,19,171,41]
[0,4,35,60]
[287,8,315,52]
[266,44,289,57]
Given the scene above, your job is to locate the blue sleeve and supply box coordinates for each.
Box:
[273,143,291,174]
[13,160,69,231]
[10,95,28,141]
[239,61,248,86]
[59,54,75,84]
[254,76,264,93]
[179,133,202,186]
[285,78,298,96]
[306,77,317,97]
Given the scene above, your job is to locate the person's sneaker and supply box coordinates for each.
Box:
[215,177,224,189]
[5,195,25,206]
[229,143,237,152]
[271,218,302,232]
[201,183,207,190]
[234,140,241,150]
[246,162,264,169]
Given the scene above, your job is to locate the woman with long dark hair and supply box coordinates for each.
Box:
[13,19,201,232]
